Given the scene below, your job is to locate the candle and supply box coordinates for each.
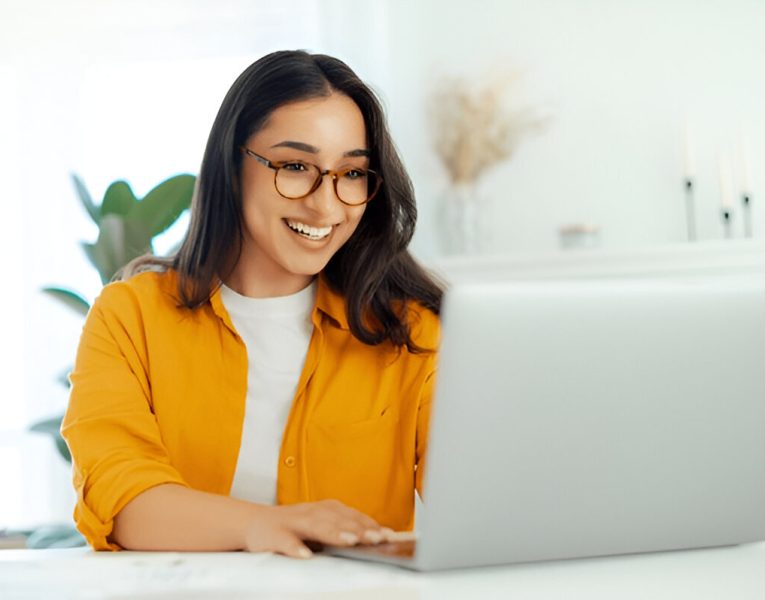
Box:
[738,132,753,194]
[683,118,695,180]
[719,153,734,209]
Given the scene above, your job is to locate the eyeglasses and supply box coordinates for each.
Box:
[240,147,382,206]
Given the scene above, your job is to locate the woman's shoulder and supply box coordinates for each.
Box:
[94,268,181,315]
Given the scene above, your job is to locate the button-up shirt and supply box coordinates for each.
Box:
[62,268,439,550]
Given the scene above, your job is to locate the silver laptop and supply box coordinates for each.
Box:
[327,277,765,570]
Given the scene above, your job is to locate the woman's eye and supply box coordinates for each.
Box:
[282,162,307,172]
[344,169,366,180]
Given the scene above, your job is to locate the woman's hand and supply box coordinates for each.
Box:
[242,499,393,558]
[108,485,397,554]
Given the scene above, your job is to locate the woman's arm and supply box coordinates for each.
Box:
[112,483,389,557]
[63,282,387,554]
[111,484,260,551]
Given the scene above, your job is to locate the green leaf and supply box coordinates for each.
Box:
[82,241,114,285]
[123,216,154,261]
[57,366,73,388]
[131,174,195,237]
[41,287,90,317]
[71,173,99,224]
[82,215,153,283]
[29,416,62,436]
[82,215,125,283]
[55,438,72,463]
[101,180,138,218]
[26,523,85,548]
[29,415,71,463]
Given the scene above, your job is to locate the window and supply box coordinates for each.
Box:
[3,0,335,530]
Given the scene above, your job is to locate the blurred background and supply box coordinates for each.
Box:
[1,0,763,535]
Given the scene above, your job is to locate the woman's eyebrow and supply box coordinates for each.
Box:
[271,140,319,153]
[344,148,370,158]
[271,140,369,157]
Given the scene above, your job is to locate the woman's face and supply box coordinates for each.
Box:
[236,93,369,291]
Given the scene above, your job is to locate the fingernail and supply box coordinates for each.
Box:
[380,527,395,541]
[363,529,383,544]
[339,531,359,545]
[298,547,313,559]
[385,530,418,542]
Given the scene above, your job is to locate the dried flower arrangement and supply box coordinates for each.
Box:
[429,73,547,185]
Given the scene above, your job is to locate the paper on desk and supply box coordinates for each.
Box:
[1,550,420,600]
[1,552,265,599]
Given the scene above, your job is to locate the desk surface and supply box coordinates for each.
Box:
[2,542,765,599]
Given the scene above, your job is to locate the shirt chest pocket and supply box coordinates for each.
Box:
[305,407,406,518]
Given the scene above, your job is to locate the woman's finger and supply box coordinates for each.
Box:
[314,499,383,534]
[278,500,387,547]
[276,535,314,559]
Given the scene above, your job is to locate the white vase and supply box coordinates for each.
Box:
[437,183,489,256]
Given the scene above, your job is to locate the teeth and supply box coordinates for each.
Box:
[286,219,333,239]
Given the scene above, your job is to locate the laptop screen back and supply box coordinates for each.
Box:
[417,279,765,570]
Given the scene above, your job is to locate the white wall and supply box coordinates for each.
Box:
[2,0,762,528]
[383,0,765,259]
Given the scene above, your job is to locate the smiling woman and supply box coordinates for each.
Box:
[60,50,445,558]
[231,93,372,297]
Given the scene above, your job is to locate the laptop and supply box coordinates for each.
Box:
[326,277,765,570]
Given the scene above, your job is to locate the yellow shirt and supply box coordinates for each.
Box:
[61,269,439,550]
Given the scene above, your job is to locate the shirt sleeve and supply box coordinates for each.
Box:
[61,282,189,551]
[415,367,437,499]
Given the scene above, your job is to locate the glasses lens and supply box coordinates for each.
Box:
[337,169,378,205]
[275,163,320,198]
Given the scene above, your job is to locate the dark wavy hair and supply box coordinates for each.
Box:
[124,50,444,352]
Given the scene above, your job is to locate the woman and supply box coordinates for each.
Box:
[62,50,443,559]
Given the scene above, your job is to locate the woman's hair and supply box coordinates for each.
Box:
[123,49,444,352]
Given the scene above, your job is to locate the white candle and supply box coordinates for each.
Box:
[719,153,734,209]
[738,133,753,194]
[684,118,695,180]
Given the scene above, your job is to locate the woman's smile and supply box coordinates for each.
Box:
[283,218,337,242]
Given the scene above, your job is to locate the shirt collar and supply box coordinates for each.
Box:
[314,273,349,330]
[209,272,349,332]
[208,281,237,335]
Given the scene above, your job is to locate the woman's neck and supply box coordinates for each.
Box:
[224,255,315,298]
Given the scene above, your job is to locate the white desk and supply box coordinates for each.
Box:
[2,542,765,599]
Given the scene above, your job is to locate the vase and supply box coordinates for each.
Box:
[436,183,489,256]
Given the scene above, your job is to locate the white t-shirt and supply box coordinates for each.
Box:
[221,280,316,505]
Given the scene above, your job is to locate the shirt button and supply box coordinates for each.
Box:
[284,456,296,468]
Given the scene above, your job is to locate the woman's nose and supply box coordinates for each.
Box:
[304,172,340,215]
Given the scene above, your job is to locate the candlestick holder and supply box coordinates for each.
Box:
[684,178,696,242]
[721,208,734,239]
[742,193,753,238]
